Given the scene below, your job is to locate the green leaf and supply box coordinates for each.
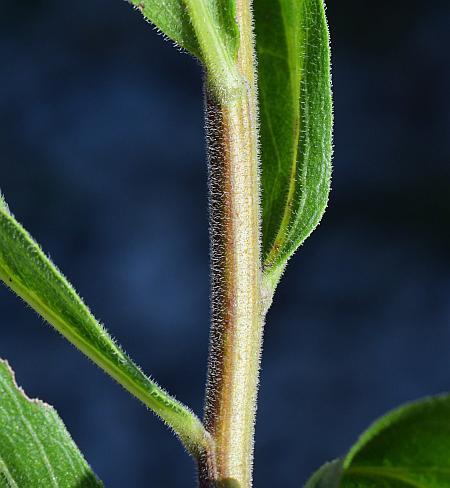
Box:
[304,395,450,488]
[304,460,342,488]
[128,0,201,57]
[0,358,102,487]
[0,193,8,213]
[0,201,208,457]
[128,0,240,96]
[255,0,332,290]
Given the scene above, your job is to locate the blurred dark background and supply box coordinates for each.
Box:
[1,0,449,486]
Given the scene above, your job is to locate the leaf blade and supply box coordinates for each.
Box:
[255,0,333,287]
[303,460,342,488]
[0,204,207,456]
[128,0,201,57]
[342,395,450,487]
[304,395,450,488]
[0,359,102,487]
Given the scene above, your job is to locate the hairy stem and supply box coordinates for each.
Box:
[201,2,263,486]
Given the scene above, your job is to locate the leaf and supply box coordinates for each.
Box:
[304,395,450,488]
[304,460,342,488]
[0,193,8,213]
[0,358,102,487]
[0,202,207,457]
[127,0,239,77]
[254,0,333,288]
[128,0,200,57]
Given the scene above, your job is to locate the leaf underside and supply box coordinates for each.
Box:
[255,0,332,282]
[304,395,450,488]
[0,359,102,488]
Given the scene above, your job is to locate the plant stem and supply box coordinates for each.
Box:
[201,2,263,486]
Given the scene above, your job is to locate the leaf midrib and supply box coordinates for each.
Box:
[0,211,174,409]
[346,465,450,488]
[0,373,58,487]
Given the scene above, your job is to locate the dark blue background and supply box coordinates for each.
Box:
[1,0,449,486]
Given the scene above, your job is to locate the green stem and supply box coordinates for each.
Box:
[183,0,242,100]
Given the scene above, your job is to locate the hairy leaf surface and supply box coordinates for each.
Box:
[0,359,102,487]
[128,0,200,56]
[0,204,206,454]
[255,0,332,286]
[127,0,239,64]
[304,395,450,488]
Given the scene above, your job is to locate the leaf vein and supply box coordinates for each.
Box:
[0,374,59,487]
